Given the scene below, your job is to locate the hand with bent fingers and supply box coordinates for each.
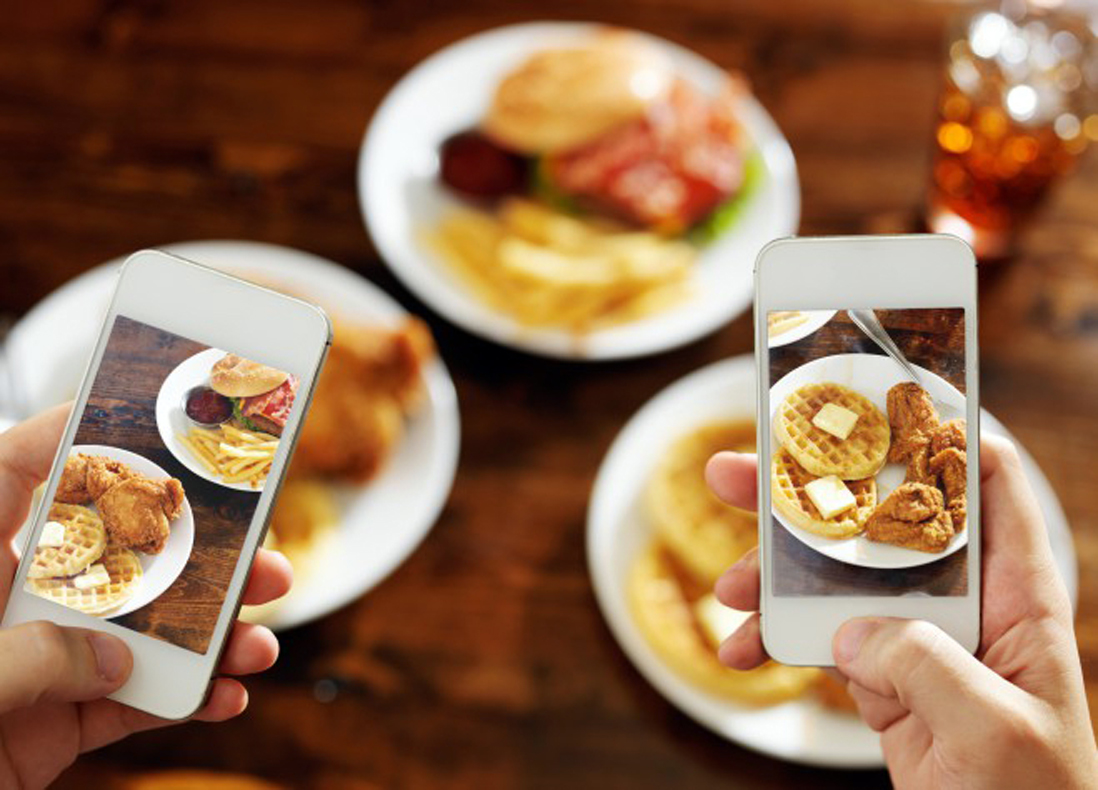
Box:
[0,405,294,789]
[706,435,1097,790]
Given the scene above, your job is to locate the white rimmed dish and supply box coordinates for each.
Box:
[62,444,195,620]
[586,355,1077,767]
[769,353,967,570]
[767,310,837,348]
[155,348,272,493]
[358,21,799,360]
[4,240,461,632]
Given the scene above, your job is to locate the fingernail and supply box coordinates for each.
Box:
[88,633,129,682]
[834,619,876,664]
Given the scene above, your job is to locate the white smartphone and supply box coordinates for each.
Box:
[755,235,979,666]
[1,249,331,718]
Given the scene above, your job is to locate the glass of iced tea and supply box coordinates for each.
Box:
[927,1,1096,259]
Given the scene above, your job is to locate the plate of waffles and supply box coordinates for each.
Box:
[24,445,195,619]
[767,310,836,348]
[588,354,1077,767]
[769,354,967,569]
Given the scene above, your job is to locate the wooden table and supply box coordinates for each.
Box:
[0,1,1095,787]
[72,315,262,655]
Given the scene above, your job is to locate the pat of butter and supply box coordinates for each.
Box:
[73,564,111,590]
[812,403,859,440]
[693,592,752,649]
[804,475,857,519]
[37,521,66,549]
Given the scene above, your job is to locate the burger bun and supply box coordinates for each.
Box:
[210,354,289,398]
[483,31,673,155]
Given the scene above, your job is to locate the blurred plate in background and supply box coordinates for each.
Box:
[359,21,799,360]
[3,241,460,631]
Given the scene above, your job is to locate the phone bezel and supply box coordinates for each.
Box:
[754,234,980,666]
[1,249,332,718]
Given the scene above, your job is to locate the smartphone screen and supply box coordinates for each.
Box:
[767,308,970,598]
[20,314,301,654]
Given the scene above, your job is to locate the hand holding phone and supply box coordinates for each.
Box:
[0,404,292,788]
[755,235,980,662]
[706,436,1096,789]
[2,250,330,722]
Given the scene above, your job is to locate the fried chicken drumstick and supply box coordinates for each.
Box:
[866,384,969,552]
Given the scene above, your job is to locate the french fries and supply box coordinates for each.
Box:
[426,198,694,332]
[177,423,277,489]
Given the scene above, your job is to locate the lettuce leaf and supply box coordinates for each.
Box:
[232,398,261,433]
[688,150,765,246]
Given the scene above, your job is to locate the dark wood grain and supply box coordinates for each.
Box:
[0,1,1093,788]
[73,315,260,654]
[769,309,967,597]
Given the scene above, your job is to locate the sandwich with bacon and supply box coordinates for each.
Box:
[210,354,298,437]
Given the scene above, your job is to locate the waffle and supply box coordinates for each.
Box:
[768,311,808,338]
[646,421,758,585]
[771,448,877,539]
[628,543,820,704]
[27,504,108,579]
[774,382,889,479]
[26,546,143,616]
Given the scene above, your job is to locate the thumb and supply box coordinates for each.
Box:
[833,617,1019,736]
[0,622,132,713]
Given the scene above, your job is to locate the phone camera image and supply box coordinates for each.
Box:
[21,315,300,654]
[768,308,969,597]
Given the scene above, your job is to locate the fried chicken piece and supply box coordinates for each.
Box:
[864,482,954,553]
[85,456,137,500]
[904,441,936,485]
[292,319,433,482]
[930,446,968,532]
[294,390,404,482]
[887,382,940,464]
[873,481,943,522]
[55,454,93,504]
[96,477,185,554]
[930,419,966,455]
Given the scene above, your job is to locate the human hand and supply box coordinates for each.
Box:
[0,404,294,789]
[706,436,1097,789]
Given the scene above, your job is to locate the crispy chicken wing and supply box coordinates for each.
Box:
[864,482,954,553]
[887,382,940,464]
[55,454,93,504]
[930,446,967,532]
[96,477,185,555]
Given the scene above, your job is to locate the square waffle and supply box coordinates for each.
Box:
[27,504,108,579]
[27,545,143,616]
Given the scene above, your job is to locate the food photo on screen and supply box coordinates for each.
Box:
[22,315,300,653]
[768,308,970,597]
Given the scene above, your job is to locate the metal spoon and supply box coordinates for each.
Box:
[847,309,924,385]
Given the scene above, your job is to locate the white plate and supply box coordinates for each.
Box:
[769,354,968,569]
[767,310,836,348]
[586,355,1077,768]
[155,348,272,493]
[63,445,194,619]
[358,22,799,360]
[4,240,461,632]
